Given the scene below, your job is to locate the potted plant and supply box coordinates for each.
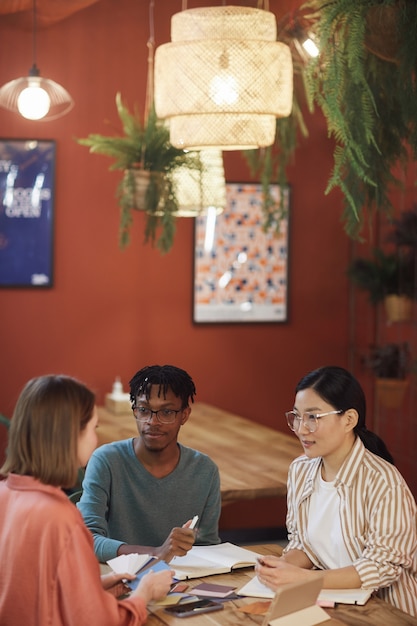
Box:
[348,248,415,322]
[77,93,201,253]
[364,342,411,408]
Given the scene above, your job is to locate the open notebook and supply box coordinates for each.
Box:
[170,542,260,580]
[239,574,373,606]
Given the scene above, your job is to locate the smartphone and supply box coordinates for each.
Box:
[164,599,224,618]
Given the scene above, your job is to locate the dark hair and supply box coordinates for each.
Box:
[129,365,196,409]
[296,366,394,464]
[1,375,95,487]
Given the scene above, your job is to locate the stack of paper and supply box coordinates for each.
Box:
[107,553,153,575]
[107,553,171,591]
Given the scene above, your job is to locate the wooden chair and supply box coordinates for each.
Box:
[68,489,83,505]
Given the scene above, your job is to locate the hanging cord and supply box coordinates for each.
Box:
[141,0,156,166]
[33,0,37,65]
[29,0,40,76]
[144,0,155,125]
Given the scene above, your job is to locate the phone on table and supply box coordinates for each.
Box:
[164,599,224,618]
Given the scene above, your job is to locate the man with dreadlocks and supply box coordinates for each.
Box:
[78,364,221,563]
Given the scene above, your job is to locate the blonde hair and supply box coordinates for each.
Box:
[1,375,95,488]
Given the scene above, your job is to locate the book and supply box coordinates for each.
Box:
[106,553,172,591]
[191,582,237,598]
[317,588,373,606]
[239,575,373,606]
[126,559,172,591]
[170,542,260,580]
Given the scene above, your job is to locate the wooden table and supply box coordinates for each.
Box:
[97,403,302,505]
[134,545,417,626]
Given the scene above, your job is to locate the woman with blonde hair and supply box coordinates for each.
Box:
[0,375,173,626]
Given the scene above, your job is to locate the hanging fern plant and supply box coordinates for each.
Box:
[245,1,417,239]
[77,93,201,253]
[303,0,417,237]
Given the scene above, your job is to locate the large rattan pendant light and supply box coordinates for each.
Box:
[0,0,74,121]
[154,2,293,150]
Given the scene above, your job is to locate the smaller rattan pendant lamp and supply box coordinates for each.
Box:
[154,2,293,150]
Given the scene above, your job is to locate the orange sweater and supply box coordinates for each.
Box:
[0,474,148,626]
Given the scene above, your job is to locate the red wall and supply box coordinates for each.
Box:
[0,0,356,529]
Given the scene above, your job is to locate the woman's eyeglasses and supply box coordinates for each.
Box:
[285,410,343,433]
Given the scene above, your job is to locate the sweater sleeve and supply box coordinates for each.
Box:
[56,522,148,626]
[77,448,125,562]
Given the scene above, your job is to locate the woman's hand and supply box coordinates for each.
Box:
[101,571,135,598]
[132,569,174,604]
[255,555,315,590]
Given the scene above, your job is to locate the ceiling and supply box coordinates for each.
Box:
[0,0,101,29]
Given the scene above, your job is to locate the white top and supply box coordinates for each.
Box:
[307,472,352,569]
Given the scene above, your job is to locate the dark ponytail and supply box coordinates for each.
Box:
[296,366,394,464]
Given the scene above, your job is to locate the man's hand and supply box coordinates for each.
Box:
[155,521,196,562]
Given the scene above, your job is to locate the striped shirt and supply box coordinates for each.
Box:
[284,437,417,616]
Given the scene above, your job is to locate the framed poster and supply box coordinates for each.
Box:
[193,183,290,323]
[0,139,56,287]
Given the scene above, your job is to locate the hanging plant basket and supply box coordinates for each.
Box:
[77,94,204,254]
[125,169,164,213]
[375,377,409,409]
[129,169,152,211]
[384,294,414,323]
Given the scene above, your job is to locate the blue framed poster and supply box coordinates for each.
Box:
[0,139,55,287]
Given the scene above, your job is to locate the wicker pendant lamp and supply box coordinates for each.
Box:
[0,0,73,121]
[173,149,226,217]
[154,3,293,150]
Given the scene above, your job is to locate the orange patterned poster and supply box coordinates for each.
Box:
[194,183,290,323]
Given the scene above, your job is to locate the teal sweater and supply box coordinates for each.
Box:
[78,439,221,562]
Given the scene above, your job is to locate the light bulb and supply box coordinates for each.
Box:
[209,73,239,106]
[17,78,51,120]
[302,37,319,58]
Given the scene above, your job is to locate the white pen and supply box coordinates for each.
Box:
[189,515,199,530]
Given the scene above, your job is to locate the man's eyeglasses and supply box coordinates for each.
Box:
[132,406,183,424]
[285,410,343,433]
